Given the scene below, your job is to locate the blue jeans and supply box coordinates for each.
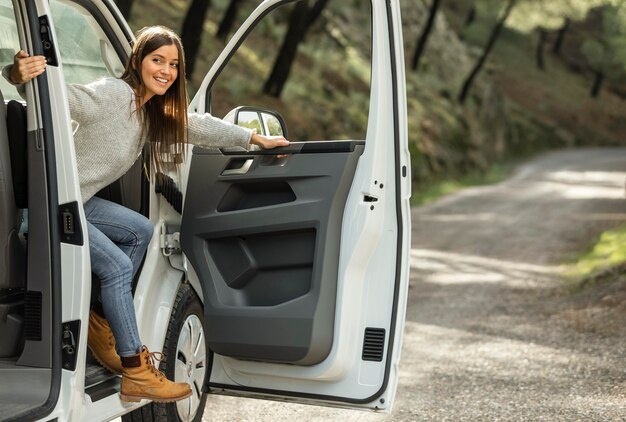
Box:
[84,197,153,357]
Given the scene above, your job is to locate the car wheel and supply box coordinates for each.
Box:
[122,283,208,422]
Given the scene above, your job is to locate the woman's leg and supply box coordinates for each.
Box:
[86,221,142,357]
[84,197,153,357]
[84,196,154,278]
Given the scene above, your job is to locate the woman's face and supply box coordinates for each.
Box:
[139,43,179,103]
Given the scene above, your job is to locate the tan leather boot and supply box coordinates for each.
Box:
[88,310,123,374]
[119,346,192,403]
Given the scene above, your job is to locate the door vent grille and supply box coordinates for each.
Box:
[362,327,385,361]
[24,291,42,341]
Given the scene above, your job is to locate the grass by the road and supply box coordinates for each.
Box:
[568,223,626,285]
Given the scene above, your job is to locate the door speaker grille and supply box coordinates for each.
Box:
[362,327,385,361]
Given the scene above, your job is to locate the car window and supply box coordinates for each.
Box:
[49,0,124,84]
[210,0,372,142]
[0,0,22,101]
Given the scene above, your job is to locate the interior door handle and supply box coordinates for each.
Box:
[222,158,253,176]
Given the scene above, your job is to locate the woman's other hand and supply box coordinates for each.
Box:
[250,133,289,150]
[10,50,47,84]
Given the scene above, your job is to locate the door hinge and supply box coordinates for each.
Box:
[61,320,80,371]
[39,16,58,66]
[160,223,181,256]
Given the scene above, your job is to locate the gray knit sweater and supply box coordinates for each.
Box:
[2,69,252,202]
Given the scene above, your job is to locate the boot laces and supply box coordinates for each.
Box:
[143,347,166,381]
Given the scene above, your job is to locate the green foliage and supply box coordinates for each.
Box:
[474,0,508,21]
[581,2,626,82]
[266,117,283,136]
[581,39,605,68]
[568,223,626,278]
[507,0,621,33]
[238,120,262,133]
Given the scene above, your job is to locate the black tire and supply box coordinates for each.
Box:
[122,283,208,422]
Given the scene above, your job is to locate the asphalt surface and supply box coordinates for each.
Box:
[202,148,626,421]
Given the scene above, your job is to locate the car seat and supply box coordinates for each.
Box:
[0,90,27,357]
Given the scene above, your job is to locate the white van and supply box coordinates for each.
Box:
[0,0,410,420]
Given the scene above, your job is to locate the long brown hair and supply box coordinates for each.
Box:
[121,26,188,174]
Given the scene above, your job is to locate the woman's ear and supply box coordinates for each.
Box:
[131,54,141,71]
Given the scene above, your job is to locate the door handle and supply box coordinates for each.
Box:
[222,158,253,176]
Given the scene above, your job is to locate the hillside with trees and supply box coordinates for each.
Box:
[120,0,626,196]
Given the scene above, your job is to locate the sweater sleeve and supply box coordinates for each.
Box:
[187,112,253,150]
[65,79,131,125]
[1,68,128,125]
[2,65,26,99]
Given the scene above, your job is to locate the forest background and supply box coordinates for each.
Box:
[115,0,626,204]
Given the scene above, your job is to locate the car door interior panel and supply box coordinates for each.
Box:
[181,141,364,366]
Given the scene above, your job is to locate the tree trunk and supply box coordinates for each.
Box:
[552,18,570,55]
[216,0,241,41]
[464,6,476,26]
[181,0,212,77]
[263,0,329,98]
[115,0,134,19]
[536,28,546,70]
[458,0,516,104]
[411,0,441,71]
[591,70,604,98]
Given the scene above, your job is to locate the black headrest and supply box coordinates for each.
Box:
[6,101,27,208]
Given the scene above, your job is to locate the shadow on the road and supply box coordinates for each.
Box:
[413,189,626,265]
[403,245,626,350]
[405,248,562,343]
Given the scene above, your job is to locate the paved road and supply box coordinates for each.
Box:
[203,148,626,421]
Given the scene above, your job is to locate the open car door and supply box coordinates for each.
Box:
[180,0,410,411]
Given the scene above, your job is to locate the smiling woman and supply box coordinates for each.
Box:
[119,26,190,176]
[139,46,179,103]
